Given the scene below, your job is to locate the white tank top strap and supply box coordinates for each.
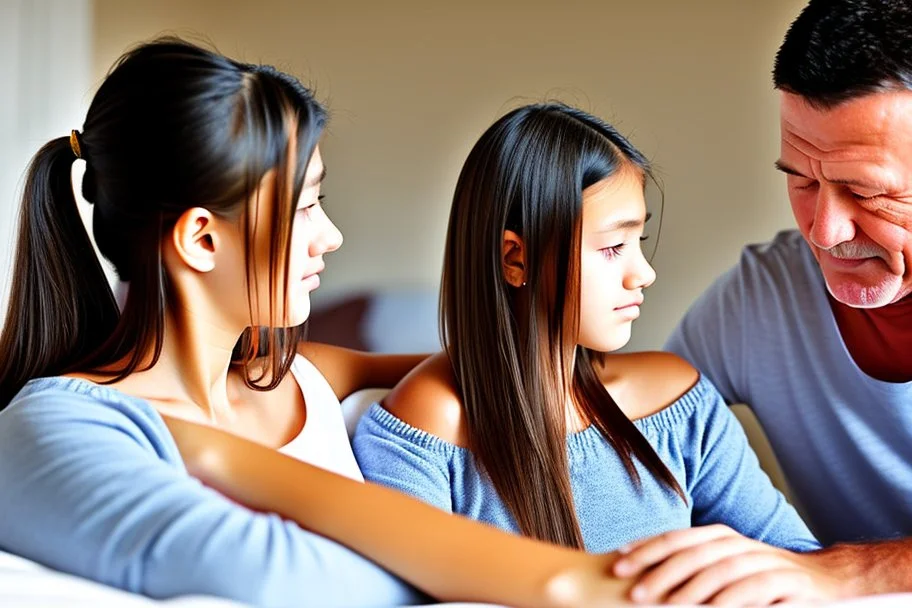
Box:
[278,354,364,482]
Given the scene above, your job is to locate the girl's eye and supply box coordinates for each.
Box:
[600,244,625,260]
[601,235,648,260]
[297,196,325,219]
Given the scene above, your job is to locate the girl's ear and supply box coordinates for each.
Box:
[170,207,219,273]
[502,230,527,287]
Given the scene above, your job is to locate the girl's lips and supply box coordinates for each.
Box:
[614,304,641,321]
[301,264,325,282]
[614,298,644,311]
[301,271,322,290]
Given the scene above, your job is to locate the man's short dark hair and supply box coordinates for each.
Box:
[774,0,912,108]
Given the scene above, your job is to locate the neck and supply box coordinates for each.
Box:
[131,300,244,422]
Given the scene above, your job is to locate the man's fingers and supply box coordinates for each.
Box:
[628,536,761,603]
[613,525,737,577]
[665,552,794,605]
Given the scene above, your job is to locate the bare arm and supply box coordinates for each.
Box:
[163,415,631,608]
[812,540,912,597]
[297,341,429,400]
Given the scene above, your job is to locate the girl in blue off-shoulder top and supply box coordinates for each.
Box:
[353,104,819,559]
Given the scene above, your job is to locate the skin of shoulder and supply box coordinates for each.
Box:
[379,351,698,446]
[597,351,700,420]
[381,352,469,447]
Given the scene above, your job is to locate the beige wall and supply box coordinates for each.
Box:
[93,0,808,350]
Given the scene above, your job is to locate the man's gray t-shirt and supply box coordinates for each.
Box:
[666,230,912,545]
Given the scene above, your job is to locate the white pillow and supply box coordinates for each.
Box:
[0,550,243,606]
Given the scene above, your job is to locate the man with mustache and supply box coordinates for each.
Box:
[612,0,912,605]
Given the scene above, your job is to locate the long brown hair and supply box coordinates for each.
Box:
[440,103,684,549]
[0,38,326,408]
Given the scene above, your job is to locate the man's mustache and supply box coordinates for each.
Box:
[824,241,888,261]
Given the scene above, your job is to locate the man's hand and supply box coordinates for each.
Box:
[611,525,845,606]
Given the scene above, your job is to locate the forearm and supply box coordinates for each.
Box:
[810,539,912,597]
[166,416,628,607]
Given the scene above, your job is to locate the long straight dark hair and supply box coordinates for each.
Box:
[440,103,684,549]
[0,38,326,409]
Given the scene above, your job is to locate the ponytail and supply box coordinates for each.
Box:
[0,137,118,408]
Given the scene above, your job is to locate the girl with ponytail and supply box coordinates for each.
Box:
[0,39,630,607]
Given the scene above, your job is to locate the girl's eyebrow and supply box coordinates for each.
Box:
[597,212,652,233]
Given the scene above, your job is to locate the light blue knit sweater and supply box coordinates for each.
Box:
[353,375,820,553]
[0,377,424,606]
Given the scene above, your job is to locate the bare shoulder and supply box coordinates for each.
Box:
[382,351,468,447]
[598,351,700,420]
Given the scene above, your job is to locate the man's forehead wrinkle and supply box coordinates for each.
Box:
[783,128,893,167]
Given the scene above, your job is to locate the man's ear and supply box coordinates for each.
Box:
[170,207,219,273]
[502,229,527,287]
